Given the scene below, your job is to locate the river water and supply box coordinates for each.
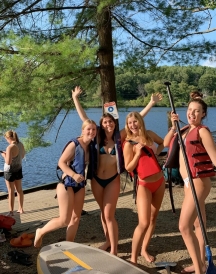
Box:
[0,107,215,192]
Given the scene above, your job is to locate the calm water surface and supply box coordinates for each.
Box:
[0,107,215,192]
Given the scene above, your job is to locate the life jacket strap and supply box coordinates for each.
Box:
[194,161,212,166]
[192,152,208,157]
[190,140,200,144]
[196,169,215,175]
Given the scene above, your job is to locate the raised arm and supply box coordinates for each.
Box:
[119,93,162,142]
[139,93,162,118]
[72,86,89,122]
[199,128,216,167]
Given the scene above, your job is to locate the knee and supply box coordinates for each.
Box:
[138,220,150,232]
[179,221,191,235]
[104,212,115,223]
[7,187,14,194]
[60,216,71,227]
[194,219,201,230]
[70,215,80,225]
[16,188,23,194]
[149,213,158,225]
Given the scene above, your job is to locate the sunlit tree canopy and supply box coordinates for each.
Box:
[0,0,216,149]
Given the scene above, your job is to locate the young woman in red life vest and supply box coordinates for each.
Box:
[164,94,216,274]
[34,119,97,248]
[72,86,162,256]
[123,111,165,264]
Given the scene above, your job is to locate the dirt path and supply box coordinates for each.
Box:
[1,180,216,274]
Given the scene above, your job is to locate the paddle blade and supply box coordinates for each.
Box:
[206,246,216,274]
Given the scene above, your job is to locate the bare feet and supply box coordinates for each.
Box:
[34,228,43,248]
[181,265,206,273]
[17,209,24,214]
[98,242,111,251]
[141,250,155,263]
[129,260,137,266]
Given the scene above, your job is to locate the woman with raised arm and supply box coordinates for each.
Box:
[123,112,165,264]
[72,86,162,255]
[34,119,97,248]
[1,130,25,216]
[164,92,216,274]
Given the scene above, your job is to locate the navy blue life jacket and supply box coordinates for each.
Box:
[57,138,95,188]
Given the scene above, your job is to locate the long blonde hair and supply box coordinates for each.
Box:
[125,112,153,145]
[4,130,20,143]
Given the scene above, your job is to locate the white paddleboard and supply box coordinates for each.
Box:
[37,241,149,274]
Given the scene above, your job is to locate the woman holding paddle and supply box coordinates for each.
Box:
[72,86,162,255]
[164,92,216,274]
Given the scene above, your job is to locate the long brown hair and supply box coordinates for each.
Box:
[4,130,20,143]
[125,112,153,145]
[98,113,116,146]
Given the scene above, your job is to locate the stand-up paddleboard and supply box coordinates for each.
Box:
[37,241,148,274]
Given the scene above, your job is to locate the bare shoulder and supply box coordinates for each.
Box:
[199,127,212,137]
[147,130,153,135]
[123,140,133,150]
[147,130,156,139]
[65,141,76,150]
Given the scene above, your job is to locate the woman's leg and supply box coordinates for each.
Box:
[66,188,85,241]
[5,180,15,215]
[179,179,211,274]
[91,176,120,254]
[131,185,152,264]
[91,179,109,250]
[141,180,165,262]
[102,176,120,255]
[14,179,24,213]
[34,184,74,247]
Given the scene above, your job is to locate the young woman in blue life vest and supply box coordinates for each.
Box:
[34,119,97,248]
[72,86,162,256]
[123,111,165,264]
[164,94,216,274]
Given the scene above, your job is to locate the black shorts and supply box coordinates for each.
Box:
[4,168,23,182]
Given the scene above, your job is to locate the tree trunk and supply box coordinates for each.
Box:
[97,6,117,107]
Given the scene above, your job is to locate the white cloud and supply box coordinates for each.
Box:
[202,59,216,68]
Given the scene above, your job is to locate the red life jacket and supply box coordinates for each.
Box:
[123,140,161,179]
[165,125,215,178]
[0,215,16,230]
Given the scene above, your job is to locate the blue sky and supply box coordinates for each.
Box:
[113,5,216,68]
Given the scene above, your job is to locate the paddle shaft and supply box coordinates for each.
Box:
[164,82,209,246]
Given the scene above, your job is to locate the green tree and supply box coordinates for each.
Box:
[0,1,216,148]
[198,74,216,95]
